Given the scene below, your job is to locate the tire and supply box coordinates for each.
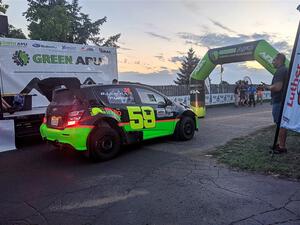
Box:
[175,116,195,141]
[89,125,121,161]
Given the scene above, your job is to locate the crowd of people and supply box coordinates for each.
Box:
[234,80,265,107]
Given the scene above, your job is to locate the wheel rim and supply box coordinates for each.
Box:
[96,136,114,153]
[184,122,193,135]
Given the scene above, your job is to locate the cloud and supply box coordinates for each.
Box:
[209,18,236,33]
[169,56,185,63]
[119,47,133,51]
[154,54,165,62]
[177,51,186,55]
[145,32,171,41]
[119,70,177,85]
[177,32,292,54]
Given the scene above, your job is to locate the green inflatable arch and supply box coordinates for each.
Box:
[189,39,290,117]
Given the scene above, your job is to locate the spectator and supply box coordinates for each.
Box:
[256,84,264,104]
[234,82,240,107]
[248,84,256,107]
[239,82,246,106]
[112,79,118,84]
[244,81,249,105]
[263,53,288,154]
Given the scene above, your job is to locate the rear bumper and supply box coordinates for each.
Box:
[40,124,94,151]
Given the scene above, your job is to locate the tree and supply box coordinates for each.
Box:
[174,48,200,85]
[23,0,120,46]
[7,25,27,39]
[0,0,8,14]
[0,0,26,39]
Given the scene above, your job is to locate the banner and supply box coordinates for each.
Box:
[0,38,118,107]
[170,92,271,106]
[281,30,300,132]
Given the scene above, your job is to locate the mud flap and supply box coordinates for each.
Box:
[0,120,16,152]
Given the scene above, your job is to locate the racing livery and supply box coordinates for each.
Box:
[40,82,198,161]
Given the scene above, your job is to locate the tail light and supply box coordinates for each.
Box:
[66,110,84,127]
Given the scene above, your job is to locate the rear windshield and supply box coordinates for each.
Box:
[85,86,136,105]
[52,86,136,106]
[52,90,82,106]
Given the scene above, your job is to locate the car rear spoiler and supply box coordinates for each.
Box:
[20,77,81,102]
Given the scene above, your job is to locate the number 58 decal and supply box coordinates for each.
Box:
[127,106,156,129]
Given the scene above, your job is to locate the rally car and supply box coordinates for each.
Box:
[40,80,198,161]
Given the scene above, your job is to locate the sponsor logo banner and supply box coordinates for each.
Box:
[281,31,300,132]
[0,37,117,108]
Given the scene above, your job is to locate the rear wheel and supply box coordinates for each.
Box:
[175,116,195,141]
[89,125,121,161]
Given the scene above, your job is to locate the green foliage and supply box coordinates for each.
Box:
[0,0,8,14]
[23,0,120,46]
[7,25,26,39]
[174,48,199,85]
[0,0,26,39]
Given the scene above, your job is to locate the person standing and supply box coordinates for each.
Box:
[234,82,240,107]
[248,84,256,107]
[264,53,288,153]
[256,84,264,104]
[239,81,246,106]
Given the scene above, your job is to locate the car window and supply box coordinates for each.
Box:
[136,88,166,105]
[98,87,136,105]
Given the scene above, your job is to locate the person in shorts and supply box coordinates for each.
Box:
[264,53,288,153]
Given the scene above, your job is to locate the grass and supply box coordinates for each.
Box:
[212,126,300,180]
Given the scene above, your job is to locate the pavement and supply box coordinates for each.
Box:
[0,103,299,225]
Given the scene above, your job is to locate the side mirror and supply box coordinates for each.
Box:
[166,99,173,106]
[158,101,167,108]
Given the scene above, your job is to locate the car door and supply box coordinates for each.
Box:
[134,87,177,140]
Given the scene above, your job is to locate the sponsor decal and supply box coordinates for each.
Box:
[282,116,290,123]
[33,54,73,64]
[99,48,111,54]
[0,41,27,47]
[194,60,206,72]
[81,46,94,51]
[62,45,76,50]
[12,50,30,66]
[219,48,236,56]
[259,52,273,64]
[287,63,300,108]
[32,43,57,49]
[31,53,103,65]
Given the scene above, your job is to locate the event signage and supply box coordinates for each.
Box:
[0,37,117,107]
[281,29,300,132]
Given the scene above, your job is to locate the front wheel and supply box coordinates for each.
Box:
[175,116,195,141]
[89,126,121,161]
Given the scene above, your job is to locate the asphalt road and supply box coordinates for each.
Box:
[0,103,299,225]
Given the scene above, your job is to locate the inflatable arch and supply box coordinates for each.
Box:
[189,39,290,117]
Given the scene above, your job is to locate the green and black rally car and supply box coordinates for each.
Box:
[40,79,198,161]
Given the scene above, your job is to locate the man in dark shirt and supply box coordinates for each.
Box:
[264,53,288,153]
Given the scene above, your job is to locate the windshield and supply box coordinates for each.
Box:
[52,89,82,106]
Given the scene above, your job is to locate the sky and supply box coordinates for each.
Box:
[5,0,300,85]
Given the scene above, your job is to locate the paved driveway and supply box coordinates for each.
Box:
[0,103,299,225]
